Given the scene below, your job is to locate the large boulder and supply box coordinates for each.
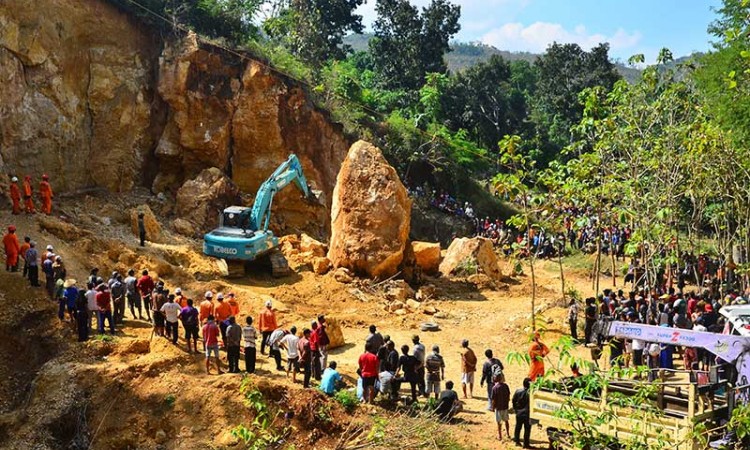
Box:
[130,205,164,243]
[439,237,502,280]
[411,241,441,274]
[174,167,241,233]
[325,317,346,349]
[327,141,412,279]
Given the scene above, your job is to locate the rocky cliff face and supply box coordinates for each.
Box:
[0,0,349,237]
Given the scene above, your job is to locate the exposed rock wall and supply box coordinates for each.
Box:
[0,0,350,238]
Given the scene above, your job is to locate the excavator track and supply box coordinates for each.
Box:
[269,250,290,278]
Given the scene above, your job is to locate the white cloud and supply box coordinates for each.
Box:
[481,21,642,53]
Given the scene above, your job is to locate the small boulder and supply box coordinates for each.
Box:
[130,205,165,243]
[439,237,502,280]
[312,257,331,275]
[334,267,353,284]
[328,141,412,279]
[174,167,241,233]
[300,233,326,257]
[172,218,197,237]
[411,241,441,274]
[394,309,407,316]
[388,301,406,312]
[406,299,421,310]
[423,306,438,315]
[385,280,415,302]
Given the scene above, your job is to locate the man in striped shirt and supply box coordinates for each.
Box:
[243,317,257,373]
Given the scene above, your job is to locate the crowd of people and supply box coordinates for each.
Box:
[356,326,534,447]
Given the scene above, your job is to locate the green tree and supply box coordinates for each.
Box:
[370,0,461,91]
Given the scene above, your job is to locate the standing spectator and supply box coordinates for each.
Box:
[365,325,384,353]
[492,373,511,441]
[280,326,300,383]
[512,378,532,448]
[160,295,181,344]
[412,335,427,397]
[396,345,419,402]
[25,241,40,287]
[320,361,343,396]
[242,317,257,373]
[75,290,89,342]
[137,212,146,247]
[267,328,287,371]
[298,328,312,388]
[310,321,321,381]
[584,297,597,344]
[568,298,579,342]
[85,282,99,332]
[199,291,214,324]
[460,339,477,399]
[425,345,445,399]
[214,294,232,347]
[258,300,278,355]
[358,344,379,404]
[480,349,504,411]
[226,316,243,374]
[62,279,79,329]
[179,299,200,353]
[19,236,30,278]
[123,269,143,320]
[174,288,187,308]
[136,270,154,322]
[316,315,330,374]
[202,315,222,374]
[43,254,55,298]
[110,274,126,324]
[226,292,240,316]
[528,332,549,381]
[95,284,115,335]
[3,225,20,272]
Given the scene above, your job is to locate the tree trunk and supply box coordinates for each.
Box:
[559,252,566,304]
[611,249,617,287]
[530,257,537,332]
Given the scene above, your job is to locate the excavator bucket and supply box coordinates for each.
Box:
[305,187,324,206]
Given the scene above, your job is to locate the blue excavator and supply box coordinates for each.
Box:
[203,154,319,277]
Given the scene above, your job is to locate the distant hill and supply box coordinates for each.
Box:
[344,33,643,83]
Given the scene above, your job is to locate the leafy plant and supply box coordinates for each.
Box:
[334,389,359,412]
[164,393,176,408]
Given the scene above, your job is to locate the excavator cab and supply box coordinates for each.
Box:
[220,206,253,231]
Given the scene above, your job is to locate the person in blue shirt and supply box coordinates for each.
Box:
[319,361,343,396]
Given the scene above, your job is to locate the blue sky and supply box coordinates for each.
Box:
[357,0,722,63]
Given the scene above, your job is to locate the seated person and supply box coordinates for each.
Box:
[320,361,343,396]
[435,381,463,422]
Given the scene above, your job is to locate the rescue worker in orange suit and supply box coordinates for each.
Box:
[9,177,21,215]
[39,174,53,215]
[3,225,20,272]
[22,176,35,214]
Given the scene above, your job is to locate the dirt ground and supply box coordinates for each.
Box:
[0,194,607,450]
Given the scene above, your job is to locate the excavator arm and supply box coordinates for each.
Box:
[249,154,316,232]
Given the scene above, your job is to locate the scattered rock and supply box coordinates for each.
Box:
[385,280,415,302]
[406,299,421,310]
[411,241,441,274]
[300,233,326,257]
[334,267,353,284]
[439,237,502,280]
[434,311,449,319]
[394,309,407,316]
[155,430,167,444]
[328,141,412,279]
[130,204,164,243]
[172,218,197,237]
[38,216,90,241]
[467,273,497,290]
[423,306,438,315]
[388,301,405,312]
[312,257,331,275]
[417,284,437,301]
[114,339,151,356]
[174,167,241,233]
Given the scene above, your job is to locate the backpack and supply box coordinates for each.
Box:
[489,358,504,380]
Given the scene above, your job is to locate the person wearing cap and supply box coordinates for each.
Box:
[25,241,40,286]
[42,254,55,298]
[3,225,20,272]
[136,270,154,322]
[22,175,35,214]
[226,292,240,317]
[19,236,30,278]
[425,345,445,399]
[9,176,21,215]
[174,288,187,308]
[39,174,53,215]
[43,244,54,262]
[460,339,477,399]
[528,332,549,381]
[258,300,278,355]
[214,293,233,347]
[199,291,215,324]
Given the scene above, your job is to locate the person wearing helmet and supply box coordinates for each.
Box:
[39,174,53,215]
[22,175,35,214]
[9,177,21,215]
[3,225,20,272]
[199,291,215,324]
[214,293,233,347]
[259,299,278,355]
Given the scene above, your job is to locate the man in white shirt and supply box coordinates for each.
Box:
[243,317,257,373]
[85,282,99,332]
[160,295,182,344]
[280,326,300,382]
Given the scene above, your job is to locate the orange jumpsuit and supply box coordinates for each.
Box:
[3,232,20,269]
[39,180,53,215]
[528,340,550,381]
[258,308,278,332]
[228,298,240,317]
[9,182,21,214]
[22,178,35,213]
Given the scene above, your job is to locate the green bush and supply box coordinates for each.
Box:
[334,389,359,412]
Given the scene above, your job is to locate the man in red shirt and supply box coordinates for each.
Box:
[358,345,379,404]
[316,315,331,375]
[309,321,321,380]
[202,315,222,375]
[136,270,154,322]
[95,285,115,335]
[298,328,313,388]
